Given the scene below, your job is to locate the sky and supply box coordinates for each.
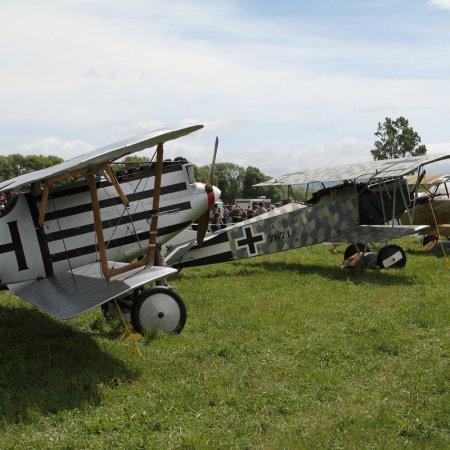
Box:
[1,0,450,176]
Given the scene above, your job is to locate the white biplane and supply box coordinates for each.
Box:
[0,125,220,335]
[165,152,450,270]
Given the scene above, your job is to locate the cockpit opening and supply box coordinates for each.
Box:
[0,191,17,217]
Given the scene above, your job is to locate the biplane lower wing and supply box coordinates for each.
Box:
[327,224,430,244]
[8,262,177,319]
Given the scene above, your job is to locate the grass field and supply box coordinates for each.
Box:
[0,237,449,449]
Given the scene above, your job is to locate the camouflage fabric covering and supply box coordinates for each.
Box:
[228,195,358,260]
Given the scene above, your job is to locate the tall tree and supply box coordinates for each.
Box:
[371,116,427,160]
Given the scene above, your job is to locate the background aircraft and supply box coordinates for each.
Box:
[165,152,450,270]
[0,125,220,335]
[400,174,450,247]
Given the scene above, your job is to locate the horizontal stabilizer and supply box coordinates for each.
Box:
[328,224,429,244]
[8,262,177,319]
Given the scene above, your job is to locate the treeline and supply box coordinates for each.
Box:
[0,154,285,204]
[193,162,285,204]
[0,154,64,182]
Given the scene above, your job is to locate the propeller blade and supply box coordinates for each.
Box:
[206,136,218,190]
[196,136,220,246]
[196,209,210,246]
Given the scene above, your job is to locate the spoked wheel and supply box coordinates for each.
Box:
[131,287,187,335]
[377,244,406,269]
[344,243,366,260]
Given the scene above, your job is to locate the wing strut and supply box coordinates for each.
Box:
[88,143,164,280]
[102,165,129,207]
[145,143,164,266]
[38,165,130,226]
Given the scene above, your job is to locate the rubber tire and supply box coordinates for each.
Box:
[131,287,187,335]
[344,243,366,260]
[377,244,406,269]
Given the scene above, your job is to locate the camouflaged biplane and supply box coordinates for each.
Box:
[165,152,450,270]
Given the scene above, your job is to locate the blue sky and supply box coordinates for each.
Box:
[1,0,450,175]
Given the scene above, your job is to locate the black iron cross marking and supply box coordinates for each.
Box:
[0,221,29,271]
[235,226,265,256]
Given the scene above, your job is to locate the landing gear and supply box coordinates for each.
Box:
[377,244,406,269]
[100,286,186,336]
[344,243,366,260]
[101,288,142,323]
[342,242,407,269]
[131,287,187,335]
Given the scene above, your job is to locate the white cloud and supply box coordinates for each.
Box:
[0,0,450,178]
[428,0,450,10]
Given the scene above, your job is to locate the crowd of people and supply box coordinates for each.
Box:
[209,201,274,231]
[0,192,14,215]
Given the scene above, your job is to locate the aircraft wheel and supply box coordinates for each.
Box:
[377,244,406,269]
[344,243,366,260]
[131,287,187,335]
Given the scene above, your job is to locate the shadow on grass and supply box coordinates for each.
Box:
[179,259,415,286]
[243,260,415,285]
[0,305,138,425]
[406,246,450,257]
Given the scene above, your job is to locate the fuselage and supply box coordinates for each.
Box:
[0,160,219,285]
[167,186,360,268]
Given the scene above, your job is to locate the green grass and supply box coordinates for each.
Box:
[0,238,449,449]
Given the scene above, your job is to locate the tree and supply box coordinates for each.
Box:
[111,155,150,173]
[194,163,285,204]
[242,166,271,198]
[214,162,245,204]
[193,164,210,184]
[371,116,427,160]
[0,154,64,182]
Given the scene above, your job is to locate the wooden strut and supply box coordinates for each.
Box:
[102,164,129,207]
[38,181,51,226]
[87,143,165,280]
[38,165,130,226]
[146,143,164,266]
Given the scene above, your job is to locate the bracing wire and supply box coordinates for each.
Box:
[102,156,157,266]
[49,196,78,291]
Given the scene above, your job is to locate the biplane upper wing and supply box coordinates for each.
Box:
[0,124,203,192]
[255,152,450,186]
[9,261,177,319]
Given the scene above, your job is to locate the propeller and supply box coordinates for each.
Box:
[196,137,219,246]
